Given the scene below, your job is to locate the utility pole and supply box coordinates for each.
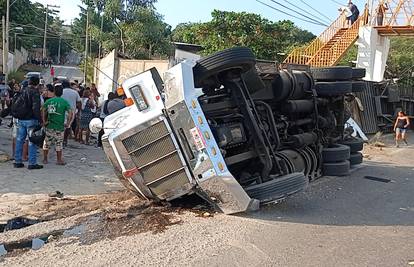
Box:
[43,4,60,60]
[2,16,7,79]
[84,1,89,84]
[42,5,48,60]
[57,34,61,64]
[4,0,10,83]
[98,14,104,58]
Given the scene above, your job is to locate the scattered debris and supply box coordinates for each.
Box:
[3,217,40,231]
[48,191,64,198]
[364,176,392,183]
[371,141,386,148]
[202,212,212,218]
[0,151,10,163]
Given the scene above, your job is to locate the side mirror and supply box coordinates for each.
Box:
[89,118,103,134]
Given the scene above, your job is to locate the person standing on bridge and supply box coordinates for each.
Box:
[339,2,354,28]
[376,1,389,26]
[349,2,360,25]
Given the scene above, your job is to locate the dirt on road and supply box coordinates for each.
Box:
[1,133,413,266]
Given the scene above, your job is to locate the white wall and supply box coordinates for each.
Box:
[0,47,28,73]
[356,26,390,82]
[94,50,169,104]
[95,50,117,105]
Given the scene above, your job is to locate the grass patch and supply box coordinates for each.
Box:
[19,64,43,73]
[8,70,25,83]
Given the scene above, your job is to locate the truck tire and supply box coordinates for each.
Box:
[193,47,256,88]
[323,160,350,176]
[352,81,366,93]
[352,68,366,79]
[322,144,350,162]
[314,81,352,96]
[340,137,364,153]
[245,172,308,203]
[349,152,363,165]
[310,67,353,81]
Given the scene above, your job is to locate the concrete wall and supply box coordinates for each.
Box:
[356,26,390,82]
[95,50,117,105]
[94,50,169,103]
[0,47,28,73]
[117,59,169,84]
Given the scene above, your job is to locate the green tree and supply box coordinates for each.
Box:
[1,0,71,59]
[123,7,171,59]
[387,37,414,79]
[72,0,170,59]
[171,10,315,61]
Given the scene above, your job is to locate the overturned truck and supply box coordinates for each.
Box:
[97,47,365,214]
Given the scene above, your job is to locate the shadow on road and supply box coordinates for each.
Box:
[243,161,414,226]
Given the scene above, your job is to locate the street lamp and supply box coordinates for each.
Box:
[13,26,23,52]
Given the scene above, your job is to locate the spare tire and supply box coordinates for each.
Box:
[314,81,352,96]
[352,68,366,79]
[193,47,256,88]
[322,144,350,162]
[245,172,308,203]
[340,137,364,153]
[352,81,366,93]
[310,67,353,81]
[349,152,363,165]
[323,160,350,176]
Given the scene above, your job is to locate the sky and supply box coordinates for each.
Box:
[33,0,368,35]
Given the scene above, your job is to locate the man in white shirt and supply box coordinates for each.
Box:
[339,2,354,28]
[61,80,81,146]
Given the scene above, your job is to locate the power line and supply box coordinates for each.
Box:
[283,0,332,25]
[329,0,345,6]
[298,0,334,24]
[255,0,328,27]
[10,22,87,39]
[14,33,81,40]
[268,0,329,27]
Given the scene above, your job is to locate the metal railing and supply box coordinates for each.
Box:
[308,14,367,67]
[283,11,346,65]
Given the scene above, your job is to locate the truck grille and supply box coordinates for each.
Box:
[121,120,191,198]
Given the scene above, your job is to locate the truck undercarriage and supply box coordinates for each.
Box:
[99,47,365,214]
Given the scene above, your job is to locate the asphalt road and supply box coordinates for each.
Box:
[41,65,84,84]
[0,134,413,266]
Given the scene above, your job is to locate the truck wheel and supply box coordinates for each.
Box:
[245,172,308,203]
[340,137,364,153]
[193,47,256,88]
[323,160,350,176]
[310,67,353,81]
[352,81,366,93]
[314,81,352,96]
[322,144,350,162]
[352,68,366,79]
[349,152,363,165]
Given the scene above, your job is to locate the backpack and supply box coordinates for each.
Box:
[103,99,109,115]
[11,89,31,119]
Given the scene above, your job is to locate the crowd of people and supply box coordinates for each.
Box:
[30,57,53,68]
[0,75,127,170]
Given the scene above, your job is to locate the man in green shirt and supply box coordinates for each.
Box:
[42,84,72,165]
